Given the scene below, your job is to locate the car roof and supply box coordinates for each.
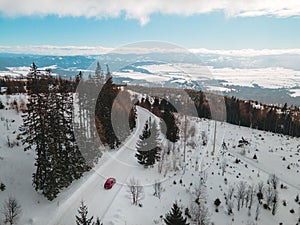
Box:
[106,178,115,181]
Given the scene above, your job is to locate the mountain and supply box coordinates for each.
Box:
[0,53,299,105]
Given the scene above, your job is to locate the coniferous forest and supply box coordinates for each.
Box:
[131,86,300,137]
[0,62,299,201]
[18,62,137,200]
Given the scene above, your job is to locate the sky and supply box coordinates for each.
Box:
[0,0,300,53]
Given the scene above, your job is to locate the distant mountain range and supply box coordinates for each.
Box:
[0,53,299,106]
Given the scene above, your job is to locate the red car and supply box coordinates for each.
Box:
[104,178,116,189]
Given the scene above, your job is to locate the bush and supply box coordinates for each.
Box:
[295,195,299,203]
[290,209,295,214]
[0,100,4,109]
[214,198,221,207]
[184,207,191,218]
[263,203,269,210]
[283,200,287,206]
[0,182,5,191]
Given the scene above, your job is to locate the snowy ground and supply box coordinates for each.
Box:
[0,94,299,225]
[290,89,300,97]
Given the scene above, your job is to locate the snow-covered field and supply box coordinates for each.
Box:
[114,63,300,89]
[0,94,299,225]
[290,89,300,98]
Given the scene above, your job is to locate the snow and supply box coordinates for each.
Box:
[289,88,300,97]
[205,85,235,93]
[209,67,300,89]
[112,63,300,94]
[0,94,299,225]
[113,71,170,83]
[0,65,58,79]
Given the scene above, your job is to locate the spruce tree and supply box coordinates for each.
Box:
[164,202,189,225]
[135,120,150,165]
[92,217,103,225]
[95,61,102,80]
[162,109,179,143]
[135,119,160,167]
[75,201,94,225]
[95,76,120,149]
[22,68,90,201]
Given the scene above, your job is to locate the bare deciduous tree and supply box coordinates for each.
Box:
[153,181,163,199]
[190,202,210,225]
[226,185,235,205]
[221,159,227,176]
[201,131,207,146]
[158,144,168,174]
[255,202,260,221]
[1,196,22,225]
[226,200,234,215]
[268,174,279,190]
[256,181,264,203]
[199,171,208,186]
[264,185,275,208]
[236,181,247,211]
[271,190,279,215]
[257,181,264,193]
[188,124,196,138]
[128,178,144,205]
[247,184,255,210]
[172,150,180,171]
[192,182,206,205]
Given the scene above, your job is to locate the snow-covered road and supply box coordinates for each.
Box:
[48,106,152,225]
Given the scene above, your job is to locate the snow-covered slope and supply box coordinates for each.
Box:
[0,94,299,225]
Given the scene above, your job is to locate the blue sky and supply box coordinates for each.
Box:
[1,0,300,51]
[1,13,300,49]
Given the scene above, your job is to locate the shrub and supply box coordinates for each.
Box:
[290,209,295,214]
[0,182,5,191]
[214,198,221,208]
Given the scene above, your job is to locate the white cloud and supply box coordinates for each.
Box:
[190,48,300,57]
[2,45,300,57]
[0,45,113,55]
[0,0,300,25]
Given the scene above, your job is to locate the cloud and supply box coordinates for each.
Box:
[190,48,300,57]
[2,45,300,57]
[0,44,190,55]
[0,45,113,55]
[0,44,194,55]
[0,0,300,25]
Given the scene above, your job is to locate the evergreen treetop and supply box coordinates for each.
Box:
[164,202,189,225]
[76,201,94,225]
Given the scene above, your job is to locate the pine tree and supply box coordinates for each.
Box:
[95,76,120,149]
[135,120,150,165]
[22,66,50,193]
[164,202,189,225]
[75,201,94,225]
[162,109,179,143]
[92,217,103,225]
[76,79,102,166]
[135,119,161,167]
[95,62,102,80]
[22,68,90,201]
